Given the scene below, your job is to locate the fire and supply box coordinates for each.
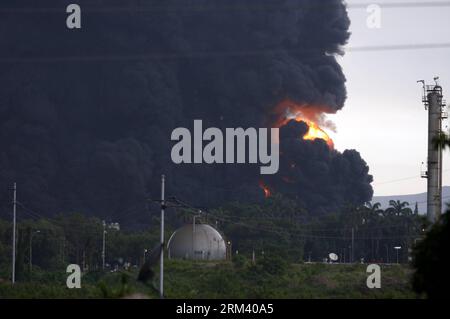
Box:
[273,99,334,148]
[259,180,271,198]
[294,117,334,148]
[257,100,335,195]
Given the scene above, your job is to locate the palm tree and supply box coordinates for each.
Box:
[361,202,383,226]
[432,132,450,150]
[385,200,412,217]
[364,202,383,261]
[365,202,383,218]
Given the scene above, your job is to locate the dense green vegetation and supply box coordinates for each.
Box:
[211,196,425,264]
[0,195,426,298]
[0,197,425,276]
[164,260,416,299]
[0,260,416,299]
[0,214,163,280]
[412,210,450,298]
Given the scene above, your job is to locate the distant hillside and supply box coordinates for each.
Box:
[372,186,450,214]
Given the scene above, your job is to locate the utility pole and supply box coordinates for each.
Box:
[226,241,232,260]
[102,220,106,271]
[351,227,354,263]
[12,182,17,284]
[160,174,165,299]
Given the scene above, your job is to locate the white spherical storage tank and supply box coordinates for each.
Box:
[167,224,227,260]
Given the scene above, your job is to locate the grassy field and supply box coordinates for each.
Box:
[0,261,417,299]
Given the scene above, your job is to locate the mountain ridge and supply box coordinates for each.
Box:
[372,186,450,214]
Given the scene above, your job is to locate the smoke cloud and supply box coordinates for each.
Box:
[0,0,372,227]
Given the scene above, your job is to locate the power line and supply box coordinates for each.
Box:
[5,196,423,244]
[373,169,450,186]
[348,1,450,9]
[348,43,450,52]
[6,191,429,236]
[16,201,65,227]
[411,194,450,205]
[195,208,421,232]
[1,1,450,13]
[6,189,428,240]
[206,209,421,240]
[168,196,421,241]
[1,41,450,64]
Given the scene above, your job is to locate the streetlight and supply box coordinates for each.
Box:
[226,241,232,260]
[394,246,402,264]
[29,230,40,273]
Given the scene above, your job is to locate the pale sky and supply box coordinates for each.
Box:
[326,0,450,196]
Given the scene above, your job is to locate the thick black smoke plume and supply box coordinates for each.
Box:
[0,0,372,227]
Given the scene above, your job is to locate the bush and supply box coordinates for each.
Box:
[412,212,450,298]
[232,254,249,269]
[253,255,288,276]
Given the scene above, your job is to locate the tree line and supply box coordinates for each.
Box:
[0,213,161,282]
[210,196,425,264]
[0,196,425,282]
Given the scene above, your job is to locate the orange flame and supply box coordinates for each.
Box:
[273,99,334,149]
[294,117,334,148]
[259,180,271,198]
